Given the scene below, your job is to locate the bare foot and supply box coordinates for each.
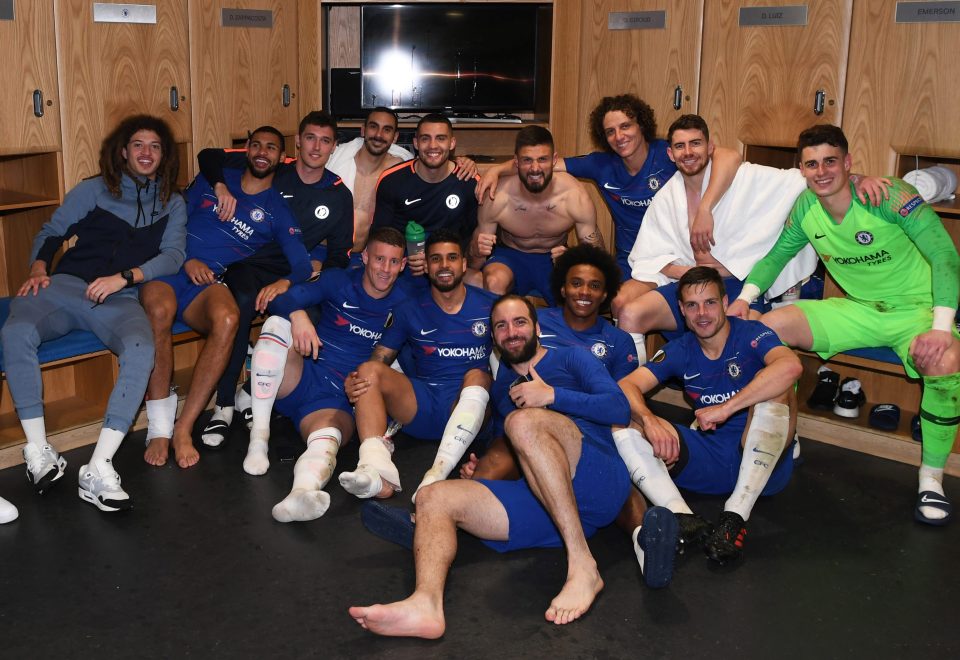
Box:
[348,594,445,639]
[172,431,200,468]
[544,563,604,625]
[144,437,170,467]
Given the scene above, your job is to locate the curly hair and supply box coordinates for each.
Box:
[99,114,179,204]
[550,244,622,308]
[588,94,657,152]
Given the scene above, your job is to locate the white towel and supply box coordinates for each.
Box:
[903,166,957,204]
[628,161,818,299]
[326,137,414,194]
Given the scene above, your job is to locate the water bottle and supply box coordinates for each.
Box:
[405,220,426,258]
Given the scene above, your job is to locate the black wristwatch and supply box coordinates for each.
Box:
[121,269,136,288]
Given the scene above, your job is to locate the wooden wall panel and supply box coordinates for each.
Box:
[700,0,851,151]
[298,0,324,115]
[56,0,190,187]
[574,0,704,152]
[843,0,960,176]
[189,0,300,150]
[326,5,361,70]
[0,0,60,154]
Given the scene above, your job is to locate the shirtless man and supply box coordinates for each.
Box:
[470,126,600,305]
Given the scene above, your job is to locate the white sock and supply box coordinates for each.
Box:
[629,332,647,364]
[90,428,125,464]
[272,428,342,523]
[21,417,47,448]
[250,316,293,445]
[725,401,789,521]
[489,350,501,380]
[918,464,948,521]
[244,438,270,476]
[145,392,177,444]
[613,427,692,514]
[414,386,489,502]
[201,405,234,447]
[0,496,17,524]
[339,436,400,498]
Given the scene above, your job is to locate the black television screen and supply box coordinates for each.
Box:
[360,3,550,114]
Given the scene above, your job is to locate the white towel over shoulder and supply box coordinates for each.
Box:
[627,161,818,299]
[326,137,414,194]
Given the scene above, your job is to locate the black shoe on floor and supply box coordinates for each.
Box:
[676,513,713,554]
[705,511,747,565]
[833,377,866,418]
[807,368,839,410]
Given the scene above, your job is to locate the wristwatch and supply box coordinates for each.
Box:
[121,269,136,288]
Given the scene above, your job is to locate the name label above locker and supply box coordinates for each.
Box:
[739,5,808,27]
[221,8,273,28]
[0,0,13,22]
[608,11,666,30]
[896,1,960,22]
[92,3,157,24]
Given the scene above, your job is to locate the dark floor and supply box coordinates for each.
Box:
[1,404,958,659]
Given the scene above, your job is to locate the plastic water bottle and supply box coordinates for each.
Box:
[405,220,426,258]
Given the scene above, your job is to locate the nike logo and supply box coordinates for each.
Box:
[282,194,294,199]
[920,493,947,504]
[342,302,359,309]
[683,373,700,380]
[603,183,620,190]
[751,446,776,458]
[404,198,422,206]
[420,328,437,336]
[814,233,826,239]
[538,333,557,338]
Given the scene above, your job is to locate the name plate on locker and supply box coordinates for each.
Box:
[896,1,960,22]
[92,3,157,24]
[608,11,667,30]
[0,0,13,22]
[739,5,808,27]
[221,8,273,28]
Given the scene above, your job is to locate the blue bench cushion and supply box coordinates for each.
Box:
[841,346,901,365]
[0,297,192,373]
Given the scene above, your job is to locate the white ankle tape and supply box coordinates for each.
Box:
[358,437,401,491]
[292,430,341,490]
[306,427,342,448]
[146,392,178,442]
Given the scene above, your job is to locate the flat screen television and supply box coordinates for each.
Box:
[360,3,552,115]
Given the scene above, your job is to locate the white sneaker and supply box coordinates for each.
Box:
[23,443,67,493]
[0,496,18,524]
[78,459,132,512]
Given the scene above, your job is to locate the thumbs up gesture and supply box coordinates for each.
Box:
[509,363,554,409]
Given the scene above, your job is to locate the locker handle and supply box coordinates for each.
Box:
[170,86,179,112]
[33,89,44,118]
[673,85,682,111]
[282,84,291,107]
[814,89,825,116]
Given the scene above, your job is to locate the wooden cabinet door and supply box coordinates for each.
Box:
[843,0,960,175]
[189,0,300,150]
[700,0,852,150]
[569,0,704,153]
[0,0,60,153]
[56,0,190,187]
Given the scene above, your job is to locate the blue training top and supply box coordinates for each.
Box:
[645,317,782,439]
[537,307,639,381]
[380,284,496,383]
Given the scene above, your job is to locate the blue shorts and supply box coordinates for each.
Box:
[616,253,632,283]
[656,276,770,341]
[154,270,220,323]
[403,378,460,440]
[274,360,352,429]
[486,246,555,304]
[672,423,794,496]
[478,438,630,552]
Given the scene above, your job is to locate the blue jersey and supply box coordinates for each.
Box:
[491,347,629,453]
[184,169,312,282]
[564,141,675,262]
[645,318,781,438]
[537,307,638,381]
[380,285,496,383]
[270,268,406,375]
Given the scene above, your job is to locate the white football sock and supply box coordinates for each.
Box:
[145,392,177,444]
[243,438,270,476]
[249,316,293,447]
[90,427,125,463]
[20,417,47,448]
[725,401,789,521]
[339,436,400,498]
[272,428,342,523]
[629,332,647,364]
[414,386,489,502]
[613,427,692,514]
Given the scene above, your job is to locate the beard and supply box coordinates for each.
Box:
[497,333,538,365]
[247,159,279,179]
[428,269,464,293]
[364,136,390,156]
[520,169,552,193]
